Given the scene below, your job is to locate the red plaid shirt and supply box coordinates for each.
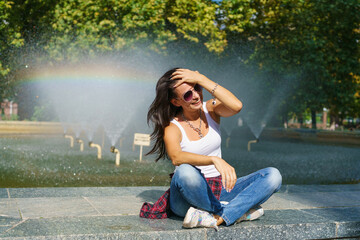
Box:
[139,175,222,219]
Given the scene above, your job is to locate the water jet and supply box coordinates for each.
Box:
[247,138,259,152]
[89,141,102,159]
[226,137,231,148]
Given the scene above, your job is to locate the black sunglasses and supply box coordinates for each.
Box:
[182,84,203,102]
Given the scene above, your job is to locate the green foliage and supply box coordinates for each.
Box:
[44,0,225,62]
[30,105,45,121]
[232,0,360,124]
[0,1,24,100]
[1,114,18,121]
[30,103,58,122]
[0,0,359,122]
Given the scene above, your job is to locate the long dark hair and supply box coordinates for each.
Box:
[146,68,181,161]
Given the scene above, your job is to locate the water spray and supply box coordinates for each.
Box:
[110,146,120,166]
[64,134,74,148]
[76,138,84,152]
[119,137,124,148]
[247,139,259,152]
[226,137,231,148]
[89,141,102,159]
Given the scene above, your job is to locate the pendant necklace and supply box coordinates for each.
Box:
[181,110,203,139]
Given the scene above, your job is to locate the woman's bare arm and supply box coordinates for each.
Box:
[164,123,237,192]
[171,69,243,121]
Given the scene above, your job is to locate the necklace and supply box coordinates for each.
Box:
[181,110,203,139]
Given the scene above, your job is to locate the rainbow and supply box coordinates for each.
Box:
[16,63,159,88]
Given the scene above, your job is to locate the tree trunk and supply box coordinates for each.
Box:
[283,114,288,128]
[311,110,317,129]
[298,113,303,128]
[330,114,336,125]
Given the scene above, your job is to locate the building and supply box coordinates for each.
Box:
[0,99,18,120]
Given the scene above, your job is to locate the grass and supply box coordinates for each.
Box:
[1,134,359,187]
[0,136,174,188]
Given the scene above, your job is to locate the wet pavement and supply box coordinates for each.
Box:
[1,184,360,239]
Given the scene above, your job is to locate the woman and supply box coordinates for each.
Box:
[142,68,282,230]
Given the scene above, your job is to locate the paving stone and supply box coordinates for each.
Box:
[0,227,9,234]
[0,216,22,235]
[208,222,336,240]
[252,209,328,225]
[262,194,309,210]
[302,207,360,223]
[0,215,183,238]
[8,187,168,198]
[8,187,114,198]
[15,197,99,218]
[265,191,359,210]
[0,199,21,218]
[263,191,360,210]
[135,188,168,203]
[302,207,360,238]
[0,185,359,239]
[85,196,144,215]
[281,184,360,193]
[1,230,206,240]
[336,222,360,238]
[206,209,338,239]
[0,189,8,198]
[0,216,21,226]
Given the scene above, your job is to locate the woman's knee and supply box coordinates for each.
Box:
[174,164,203,188]
[265,167,282,191]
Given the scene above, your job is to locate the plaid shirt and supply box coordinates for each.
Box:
[139,175,222,219]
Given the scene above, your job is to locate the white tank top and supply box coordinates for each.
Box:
[170,102,221,178]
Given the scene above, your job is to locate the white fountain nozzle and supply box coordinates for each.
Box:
[110,146,120,166]
[64,134,74,148]
[76,138,84,152]
[110,146,115,153]
[247,139,259,152]
[89,141,102,159]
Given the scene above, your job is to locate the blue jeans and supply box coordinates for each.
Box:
[169,164,282,226]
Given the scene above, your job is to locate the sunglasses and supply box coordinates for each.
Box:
[182,84,203,102]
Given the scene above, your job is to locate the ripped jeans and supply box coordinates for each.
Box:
[169,164,282,226]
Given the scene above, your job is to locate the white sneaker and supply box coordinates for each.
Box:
[220,201,229,206]
[183,207,219,231]
[236,206,264,223]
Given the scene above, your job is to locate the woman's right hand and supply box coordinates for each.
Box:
[212,156,237,192]
[171,69,205,88]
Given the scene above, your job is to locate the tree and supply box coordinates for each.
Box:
[44,0,226,62]
[0,0,24,100]
[1,0,358,124]
[220,0,360,128]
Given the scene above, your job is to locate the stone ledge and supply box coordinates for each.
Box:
[0,213,359,240]
[1,185,359,240]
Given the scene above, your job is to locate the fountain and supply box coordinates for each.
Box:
[216,64,299,151]
[64,134,74,148]
[247,138,259,152]
[29,61,156,163]
[110,146,121,166]
[89,141,102,160]
[76,138,84,152]
[1,50,357,189]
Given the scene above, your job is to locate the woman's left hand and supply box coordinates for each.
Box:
[171,69,204,88]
